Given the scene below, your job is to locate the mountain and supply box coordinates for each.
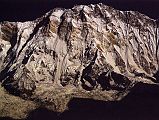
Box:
[0,3,159,118]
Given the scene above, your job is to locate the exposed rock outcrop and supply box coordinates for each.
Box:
[0,3,159,117]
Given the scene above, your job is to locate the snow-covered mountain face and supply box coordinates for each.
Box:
[0,3,159,111]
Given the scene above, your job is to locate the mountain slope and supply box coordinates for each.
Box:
[0,3,159,115]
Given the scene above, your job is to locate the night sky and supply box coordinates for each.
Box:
[0,0,158,21]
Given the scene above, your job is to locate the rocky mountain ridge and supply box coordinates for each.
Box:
[0,3,159,113]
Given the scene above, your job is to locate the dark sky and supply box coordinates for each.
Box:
[0,0,158,22]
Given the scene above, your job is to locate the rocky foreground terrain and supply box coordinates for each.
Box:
[0,3,159,119]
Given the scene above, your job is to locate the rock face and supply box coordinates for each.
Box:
[0,3,159,112]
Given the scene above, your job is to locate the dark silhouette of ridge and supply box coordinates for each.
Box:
[26,107,59,120]
[0,117,15,120]
[1,82,158,120]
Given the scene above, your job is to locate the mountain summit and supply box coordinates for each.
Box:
[0,3,159,118]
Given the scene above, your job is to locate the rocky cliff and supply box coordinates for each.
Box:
[0,3,159,115]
